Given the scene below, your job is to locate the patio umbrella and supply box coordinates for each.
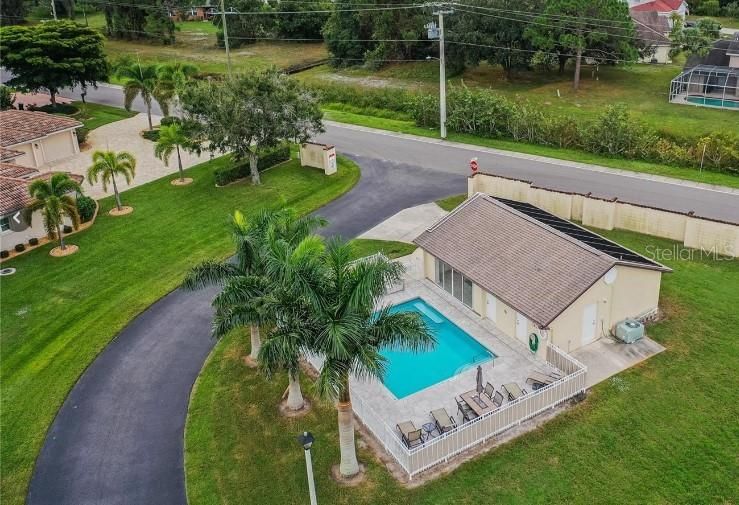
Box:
[476,365,483,397]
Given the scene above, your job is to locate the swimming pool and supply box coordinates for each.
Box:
[380,298,495,399]
[686,96,739,109]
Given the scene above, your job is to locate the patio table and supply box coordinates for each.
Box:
[502,382,526,401]
[460,390,496,417]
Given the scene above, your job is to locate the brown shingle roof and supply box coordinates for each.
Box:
[0,110,82,147]
[0,147,24,162]
[0,168,83,215]
[414,193,616,328]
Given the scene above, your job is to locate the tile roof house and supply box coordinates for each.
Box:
[0,110,83,169]
[0,163,83,251]
[630,0,688,24]
[630,10,673,63]
[414,194,670,353]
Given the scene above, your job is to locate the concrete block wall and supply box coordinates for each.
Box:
[468,172,739,258]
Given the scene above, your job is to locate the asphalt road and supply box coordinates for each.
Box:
[26,156,465,505]
[39,81,739,223]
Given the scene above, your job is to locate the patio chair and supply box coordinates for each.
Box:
[502,383,528,401]
[456,397,478,423]
[431,408,457,434]
[491,390,504,409]
[526,371,557,390]
[397,421,424,449]
[482,382,495,401]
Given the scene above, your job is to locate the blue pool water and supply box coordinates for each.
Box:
[686,96,739,109]
[380,298,495,399]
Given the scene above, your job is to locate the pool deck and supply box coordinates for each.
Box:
[350,272,560,436]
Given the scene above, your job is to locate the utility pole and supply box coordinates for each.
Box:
[427,5,453,139]
[219,0,232,76]
[50,0,57,20]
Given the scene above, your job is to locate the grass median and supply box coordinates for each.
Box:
[185,229,738,505]
[0,154,360,505]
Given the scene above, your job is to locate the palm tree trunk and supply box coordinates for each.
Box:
[337,379,360,477]
[57,224,66,250]
[111,174,122,210]
[146,103,153,131]
[249,324,261,361]
[248,151,261,185]
[176,145,184,181]
[286,370,305,411]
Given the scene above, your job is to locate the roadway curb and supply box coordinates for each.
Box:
[325,120,739,196]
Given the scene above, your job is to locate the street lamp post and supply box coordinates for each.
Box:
[297,431,318,505]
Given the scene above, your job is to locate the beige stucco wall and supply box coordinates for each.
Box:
[8,130,79,169]
[469,174,529,201]
[615,202,686,241]
[684,218,739,258]
[549,265,663,352]
[528,188,573,219]
[11,143,39,168]
[608,265,662,323]
[470,173,739,258]
[582,198,616,230]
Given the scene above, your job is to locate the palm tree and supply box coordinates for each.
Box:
[154,123,191,182]
[287,240,435,477]
[182,209,325,364]
[87,150,136,212]
[117,62,170,131]
[27,173,81,251]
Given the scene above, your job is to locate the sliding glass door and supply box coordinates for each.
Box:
[434,258,474,308]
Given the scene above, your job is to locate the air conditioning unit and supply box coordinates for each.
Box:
[615,319,644,344]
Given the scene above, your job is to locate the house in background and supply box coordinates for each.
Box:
[631,10,673,63]
[0,110,82,169]
[629,0,688,28]
[413,193,670,355]
[0,155,83,250]
[670,36,739,110]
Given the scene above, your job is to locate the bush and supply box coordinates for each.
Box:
[142,129,160,142]
[695,0,721,15]
[35,103,79,115]
[63,225,73,234]
[214,145,291,186]
[29,237,39,246]
[14,243,25,253]
[0,250,9,259]
[76,126,89,144]
[76,195,96,223]
[725,2,739,18]
[159,116,180,127]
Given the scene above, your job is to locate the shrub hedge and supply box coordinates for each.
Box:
[14,244,25,253]
[29,238,39,246]
[214,145,291,186]
[76,195,96,223]
[306,81,738,174]
[1,250,9,259]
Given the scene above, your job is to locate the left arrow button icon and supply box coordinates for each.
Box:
[13,211,21,224]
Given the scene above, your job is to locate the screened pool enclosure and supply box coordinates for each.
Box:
[669,65,739,110]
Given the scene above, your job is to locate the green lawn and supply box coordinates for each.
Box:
[0,155,360,505]
[687,14,739,29]
[74,102,137,130]
[435,194,467,212]
[349,239,417,259]
[185,229,738,505]
[323,108,739,189]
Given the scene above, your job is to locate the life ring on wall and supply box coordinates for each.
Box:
[528,333,540,353]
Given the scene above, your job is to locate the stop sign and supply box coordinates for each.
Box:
[470,158,479,173]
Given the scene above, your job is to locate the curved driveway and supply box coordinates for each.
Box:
[27,157,466,505]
